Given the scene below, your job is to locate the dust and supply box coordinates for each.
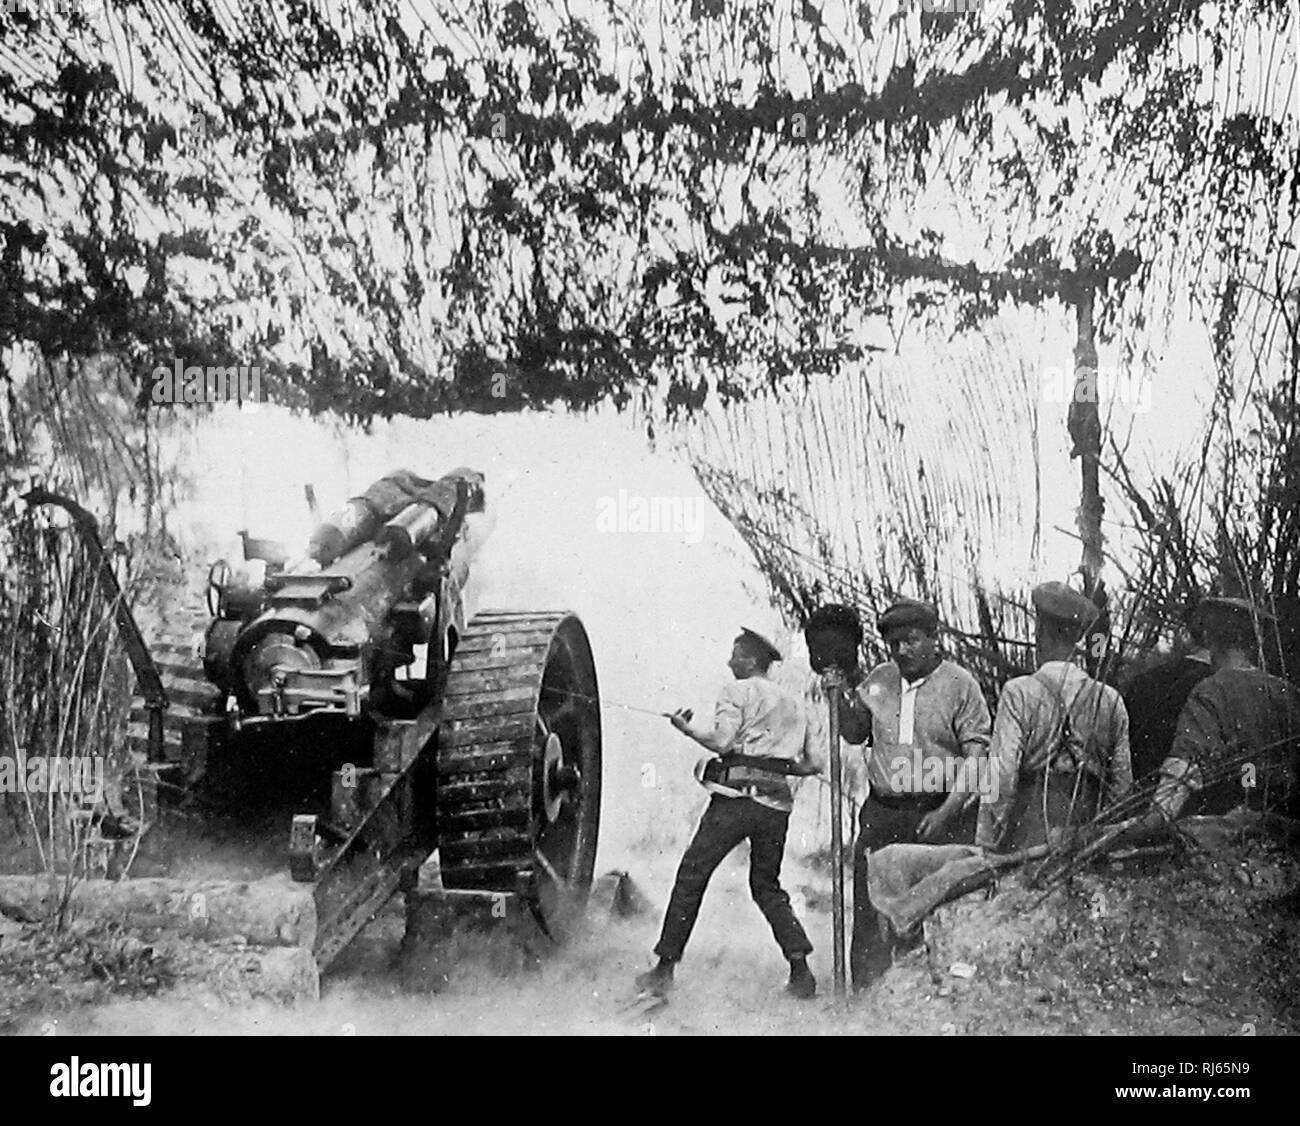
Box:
[20,856,855,1037]
[12,800,1300,1036]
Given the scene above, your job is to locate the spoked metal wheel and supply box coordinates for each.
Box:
[436,611,602,940]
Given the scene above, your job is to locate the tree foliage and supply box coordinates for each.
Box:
[5,0,1287,423]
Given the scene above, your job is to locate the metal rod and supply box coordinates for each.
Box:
[823,669,847,1000]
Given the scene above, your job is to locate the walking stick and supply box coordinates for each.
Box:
[823,667,847,1000]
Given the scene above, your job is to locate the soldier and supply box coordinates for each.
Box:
[635,629,820,999]
[834,598,992,991]
[977,582,1132,853]
[1122,602,1214,784]
[1127,597,1300,830]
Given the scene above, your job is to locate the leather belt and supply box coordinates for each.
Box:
[868,788,946,811]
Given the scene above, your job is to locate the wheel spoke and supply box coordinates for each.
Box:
[537,815,577,883]
[533,846,564,886]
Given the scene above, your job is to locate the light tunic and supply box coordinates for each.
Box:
[710,676,811,812]
[849,660,991,795]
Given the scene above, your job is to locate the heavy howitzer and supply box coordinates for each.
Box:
[203,468,485,725]
[161,468,604,969]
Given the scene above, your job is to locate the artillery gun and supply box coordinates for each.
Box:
[135,468,603,973]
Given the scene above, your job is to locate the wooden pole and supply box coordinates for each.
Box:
[1069,273,1103,578]
[1067,262,1107,671]
[823,669,847,999]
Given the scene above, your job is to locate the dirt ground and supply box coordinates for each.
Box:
[4,820,1297,1037]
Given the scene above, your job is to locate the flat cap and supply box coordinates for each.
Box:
[737,627,783,663]
[877,598,940,636]
[1031,581,1099,630]
[1196,596,1273,627]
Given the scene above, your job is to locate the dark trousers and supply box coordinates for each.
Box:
[654,795,813,963]
[851,792,974,989]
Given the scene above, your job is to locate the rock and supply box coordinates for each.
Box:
[0,875,316,948]
[173,943,319,1004]
[589,870,650,918]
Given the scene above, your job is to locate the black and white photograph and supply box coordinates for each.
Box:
[0,0,1296,1069]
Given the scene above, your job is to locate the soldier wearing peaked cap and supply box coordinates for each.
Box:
[832,597,992,991]
[977,582,1132,853]
[1031,581,1100,630]
[635,628,819,1000]
[737,627,782,666]
[1120,596,1300,836]
[1196,596,1272,633]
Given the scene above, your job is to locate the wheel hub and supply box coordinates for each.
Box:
[541,732,581,823]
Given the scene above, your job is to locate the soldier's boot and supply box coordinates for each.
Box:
[786,955,816,999]
[634,959,675,996]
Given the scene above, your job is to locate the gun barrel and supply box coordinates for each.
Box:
[308,497,381,567]
[207,468,488,716]
[374,503,443,558]
[306,469,481,567]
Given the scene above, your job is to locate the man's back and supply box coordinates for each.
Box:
[1170,667,1300,816]
[997,663,1129,786]
[712,676,810,811]
[979,662,1131,851]
[716,676,807,760]
[1123,655,1214,782]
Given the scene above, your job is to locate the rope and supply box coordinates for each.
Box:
[540,686,836,794]
[539,686,669,719]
